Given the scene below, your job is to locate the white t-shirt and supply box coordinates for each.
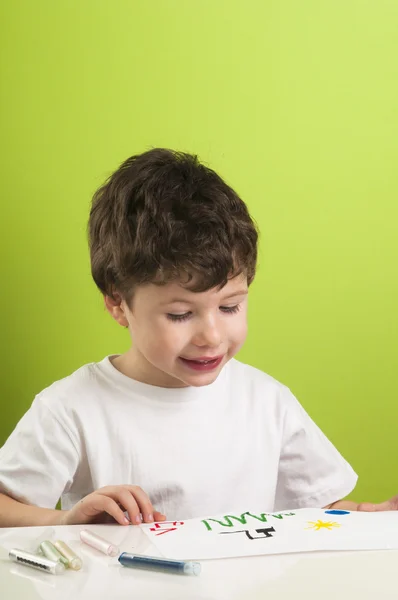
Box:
[0,357,357,519]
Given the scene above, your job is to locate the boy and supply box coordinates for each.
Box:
[0,149,396,528]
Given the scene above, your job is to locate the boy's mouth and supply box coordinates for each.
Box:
[179,355,224,371]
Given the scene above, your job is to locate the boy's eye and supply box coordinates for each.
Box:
[166,305,240,322]
[220,304,240,314]
[167,312,192,322]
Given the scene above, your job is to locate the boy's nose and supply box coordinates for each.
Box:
[192,322,222,348]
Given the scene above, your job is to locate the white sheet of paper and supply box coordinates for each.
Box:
[141,508,398,560]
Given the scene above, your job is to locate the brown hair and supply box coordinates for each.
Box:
[88,148,258,302]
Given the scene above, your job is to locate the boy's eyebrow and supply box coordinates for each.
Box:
[161,290,248,305]
[221,289,248,300]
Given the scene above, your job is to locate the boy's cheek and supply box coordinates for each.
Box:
[234,319,248,343]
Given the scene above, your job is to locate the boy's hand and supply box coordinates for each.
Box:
[358,494,398,512]
[60,485,166,526]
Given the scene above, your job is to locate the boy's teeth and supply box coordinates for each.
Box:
[185,357,219,364]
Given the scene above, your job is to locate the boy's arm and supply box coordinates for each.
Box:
[0,493,66,528]
[0,486,167,528]
[324,495,398,512]
[324,500,361,510]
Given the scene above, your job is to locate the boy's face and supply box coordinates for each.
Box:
[108,274,248,388]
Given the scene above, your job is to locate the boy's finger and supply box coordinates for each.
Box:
[124,486,156,523]
[113,489,142,524]
[90,495,130,526]
[373,501,395,512]
[357,503,375,511]
[96,485,160,524]
[153,511,166,521]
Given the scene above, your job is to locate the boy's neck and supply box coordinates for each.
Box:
[110,351,190,389]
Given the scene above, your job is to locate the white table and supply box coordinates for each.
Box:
[0,523,397,599]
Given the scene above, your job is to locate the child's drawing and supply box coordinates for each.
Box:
[201,511,295,531]
[306,520,341,531]
[142,508,398,560]
[149,521,185,536]
[220,527,276,540]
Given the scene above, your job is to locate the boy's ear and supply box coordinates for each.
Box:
[104,292,129,327]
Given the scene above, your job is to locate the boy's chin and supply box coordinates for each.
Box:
[187,376,221,387]
[179,367,224,388]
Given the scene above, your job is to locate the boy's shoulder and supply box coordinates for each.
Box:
[34,357,112,411]
[228,358,289,392]
[226,360,308,428]
[226,359,295,408]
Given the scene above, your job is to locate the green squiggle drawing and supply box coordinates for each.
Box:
[201,511,295,531]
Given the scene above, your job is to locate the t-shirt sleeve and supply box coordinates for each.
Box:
[274,387,358,511]
[0,395,80,508]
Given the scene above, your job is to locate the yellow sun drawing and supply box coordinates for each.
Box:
[306,520,341,531]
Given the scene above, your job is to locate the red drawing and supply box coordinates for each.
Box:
[149,521,185,536]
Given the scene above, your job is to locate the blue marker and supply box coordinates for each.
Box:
[118,552,201,575]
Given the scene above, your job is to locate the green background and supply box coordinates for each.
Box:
[1,1,397,503]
